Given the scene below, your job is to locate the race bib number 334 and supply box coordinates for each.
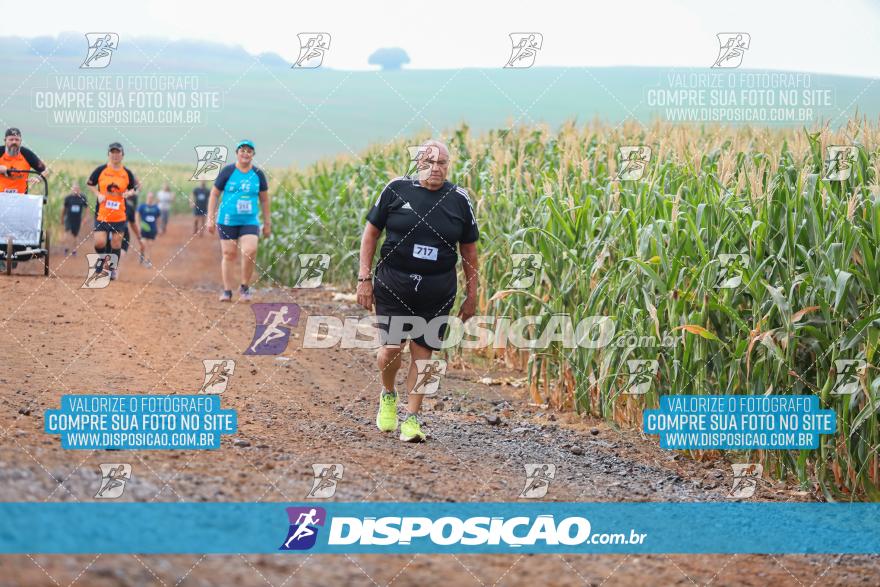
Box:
[413,244,438,261]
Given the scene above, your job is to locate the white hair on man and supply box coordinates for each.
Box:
[420,139,450,158]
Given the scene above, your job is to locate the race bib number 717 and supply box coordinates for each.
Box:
[413,244,438,261]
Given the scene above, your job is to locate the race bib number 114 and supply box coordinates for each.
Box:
[236,199,253,214]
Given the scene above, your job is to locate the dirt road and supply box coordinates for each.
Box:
[0,217,877,586]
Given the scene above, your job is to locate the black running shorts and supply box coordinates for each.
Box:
[373,262,457,351]
[94,220,127,234]
[65,216,82,237]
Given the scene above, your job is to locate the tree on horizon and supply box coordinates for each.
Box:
[368,47,410,71]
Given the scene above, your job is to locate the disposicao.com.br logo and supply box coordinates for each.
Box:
[279,507,646,552]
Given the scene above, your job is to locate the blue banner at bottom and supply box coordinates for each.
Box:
[1,502,878,554]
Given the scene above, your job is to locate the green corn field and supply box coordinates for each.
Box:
[260,118,880,501]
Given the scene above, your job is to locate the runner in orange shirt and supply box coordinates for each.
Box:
[0,128,47,194]
[86,142,139,280]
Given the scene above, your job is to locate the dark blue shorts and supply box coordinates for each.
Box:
[94,220,127,234]
[65,216,82,237]
[217,224,260,240]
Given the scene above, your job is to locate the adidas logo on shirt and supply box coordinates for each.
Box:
[401,202,413,211]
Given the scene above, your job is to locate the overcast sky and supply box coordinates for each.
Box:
[13,0,880,77]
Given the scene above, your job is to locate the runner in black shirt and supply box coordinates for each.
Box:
[358,140,479,442]
[61,184,88,256]
[120,191,143,268]
[192,180,210,236]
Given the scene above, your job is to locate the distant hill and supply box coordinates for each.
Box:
[3,34,878,168]
[0,32,293,69]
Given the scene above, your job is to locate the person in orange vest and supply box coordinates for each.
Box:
[86,142,140,281]
[0,128,47,194]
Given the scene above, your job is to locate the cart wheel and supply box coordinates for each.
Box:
[5,237,12,276]
[44,230,51,276]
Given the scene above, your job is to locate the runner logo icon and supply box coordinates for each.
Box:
[199,359,236,394]
[293,33,331,69]
[831,359,864,395]
[294,254,330,288]
[509,253,542,289]
[192,146,228,181]
[712,33,750,68]
[245,303,300,355]
[727,463,762,499]
[95,463,132,499]
[505,33,542,68]
[280,506,326,550]
[308,464,344,499]
[520,463,556,499]
[410,359,446,396]
[617,146,651,181]
[405,144,438,181]
[623,359,659,395]
[81,253,118,289]
[824,146,857,181]
[81,33,119,69]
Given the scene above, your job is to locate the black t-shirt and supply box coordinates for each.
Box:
[366,178,478,275]
[63,193,88,218]
[193,186,209,207]
[125,194,138,223]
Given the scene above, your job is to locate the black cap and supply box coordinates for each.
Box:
[108,142,124,153]
[5,128,21,138]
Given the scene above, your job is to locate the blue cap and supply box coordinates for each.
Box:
[235,139,255,151]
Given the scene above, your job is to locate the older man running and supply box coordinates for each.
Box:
[357,139,479,442]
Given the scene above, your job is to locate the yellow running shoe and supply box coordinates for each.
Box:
[376,392,398,432]
[399,414,426,443]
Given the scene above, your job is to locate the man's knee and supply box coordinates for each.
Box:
[409,339,434,358]
[222,248,238,261]
[378,345,403,369]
